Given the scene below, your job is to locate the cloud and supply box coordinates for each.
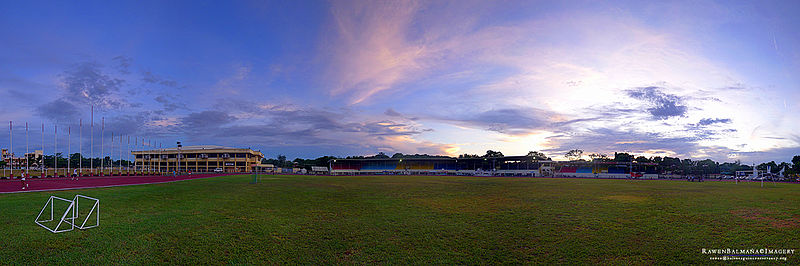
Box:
[180,111,237,129]
[466,108,553,134]
[141,70,179,88]
[384,108,402,117]
[179,98,449,156]
[697,118,732,126]
[58,62,127,109]
[35,99,81,122]
[111,56,132,74]
[154,95,188,112]
[543,127,706,159]
[625,86,688,119]
[323,0,430,104]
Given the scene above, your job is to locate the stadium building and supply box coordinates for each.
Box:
[330,156,557,176]
[330,156,659,178]
[132,145,263,173]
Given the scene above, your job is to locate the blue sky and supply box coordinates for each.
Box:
[1,0,799,163]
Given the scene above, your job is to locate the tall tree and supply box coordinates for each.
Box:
[565,149,583,161]
[588,153,610,161]
[483,150,504,158]
[634,156,651,163]
[526,151,550,160]
[614,152,633,162]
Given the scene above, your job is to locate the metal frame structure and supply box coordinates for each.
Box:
[35,196,76,233]
[74,195,100,229]
[34,195,99,233]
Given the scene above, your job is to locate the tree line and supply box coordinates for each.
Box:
[0,153,133,169]
[260,149,800,177]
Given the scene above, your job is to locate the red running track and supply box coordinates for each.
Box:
[0,173,237,194]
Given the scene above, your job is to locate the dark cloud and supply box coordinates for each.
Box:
[543,128,704,158]
[35,99,81,122]
[59,62,126,108]
[458,108,553,134]
[180,111,237,129]
[357,121,423,136]
[697,118,731,126]
[154,95,188,112]
[384,108,402,116]
[170,99,434,153]
[626,86,687,119]
[111,56,132,74]
[104,112,154,136]
[141,71,179,88]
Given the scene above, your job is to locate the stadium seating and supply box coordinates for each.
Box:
[332,164,361,170]
[433,163,457,170]
[576,167,593,173]
[608,166,629,174]
[594,167,607,174]
[559,167,577,173]
[361,162,398,171]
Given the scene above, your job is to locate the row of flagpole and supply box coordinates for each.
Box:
[5,108,167,177]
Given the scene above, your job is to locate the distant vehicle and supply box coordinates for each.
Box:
[213,168,223,173]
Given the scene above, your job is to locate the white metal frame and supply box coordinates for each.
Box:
[35,196,76,233]
[34,194,100,233]
[73,194,100,229]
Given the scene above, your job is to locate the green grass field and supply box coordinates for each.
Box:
[1,175,798,264]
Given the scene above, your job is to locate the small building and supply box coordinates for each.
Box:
[131,145,263,173]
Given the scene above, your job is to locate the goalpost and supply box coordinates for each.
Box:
[35,195,99,233]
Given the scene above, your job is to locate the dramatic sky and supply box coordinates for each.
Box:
[1,0,799,163]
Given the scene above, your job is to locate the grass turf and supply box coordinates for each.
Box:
[1,175,799,264]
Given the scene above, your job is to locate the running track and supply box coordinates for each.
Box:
[0,174,238,194]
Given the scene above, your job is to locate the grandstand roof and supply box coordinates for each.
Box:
[132,145,259,153]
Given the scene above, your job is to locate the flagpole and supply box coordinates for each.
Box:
[90,106,93,176]
[68,126,71,177]
[26,123,28,177]
[79,119,82,176]
[101,117,104,176]
[41,123,44,177]
[119,134,123,174]
[54,124,57,177]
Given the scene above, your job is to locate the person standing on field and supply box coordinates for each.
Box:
[20,174,28,190]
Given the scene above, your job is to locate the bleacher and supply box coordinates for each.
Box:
[559,166,577,173]
[576,167,593,173]
[608,166,628,174]
[361,161,398,171]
